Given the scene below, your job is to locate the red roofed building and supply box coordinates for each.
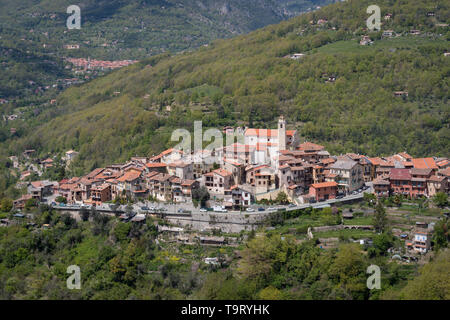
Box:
[297,142,325,152]
[149,148,183,163]
[309,181,338,201]
[436,159,450,169]
[90,184,112,205]
[412,158,438,171]
[244,116,299,152]
[372,177,390,197]
[390,168,427,198]
[146,162,168,173]
[390,168,412,196]
[203,169,234,196]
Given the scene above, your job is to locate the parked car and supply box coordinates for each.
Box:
[141,206,150,211]
[258,207,265,211]
[246,208,255,212]
[288,203,296,208]
[267,207,276,211]
[213,206,227,213]
[310,199,317,203]
[200,208,208,212]
[336,195,344,199]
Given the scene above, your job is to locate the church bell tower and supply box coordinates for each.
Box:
[278,115,286,151]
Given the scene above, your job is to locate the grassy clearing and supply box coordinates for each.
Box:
[314,36,447,54]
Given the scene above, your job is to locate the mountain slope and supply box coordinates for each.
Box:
[3,0,450,174]
[0,0,333,60]
[0,0,332,100]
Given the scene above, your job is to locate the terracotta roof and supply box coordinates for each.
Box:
[168,161,190,168]
[410,168,433,176]
[390,168,411,180]
[117,169,141,182]
[321,158,336,165]
[297,142,324,151]
[181,180,197,186]
[30,181,43,188]
[245,128,296,137]
[146,162,167,168]
[149,148,183,161]
[279,155,296,161]
[246,164,269,172]
[169,176,181,184]
[225,143,253,153]
[373,177,390,185]
[224,158,242,166]
[412,158,437,170]
[213,168,232,177]
[436,159,449,168]
[86,168,105,179]
[368,157,383,166]
[152,173,171,182]
[398,152,412,160]
[310,181,338,188]
[91,184,110,191]
[146,171,160,178]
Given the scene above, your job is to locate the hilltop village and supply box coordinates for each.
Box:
[11,116,449,212]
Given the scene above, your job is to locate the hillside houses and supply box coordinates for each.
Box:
[11,116,450,209]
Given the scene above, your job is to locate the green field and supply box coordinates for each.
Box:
[315,36,448,54]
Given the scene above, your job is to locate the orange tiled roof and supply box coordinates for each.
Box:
[213,168,232,177]
[297,142,325,151]
[412,158,438,170]
[146,162,167,168]
[436,159,449,168]
[310,181,338,188]
[398,152,412,160]
[181,180,197,186]
[245,128,296,137]
[117,169,141,182]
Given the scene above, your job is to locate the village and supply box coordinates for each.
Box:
[6,116,448,258]
[0,116,450,253]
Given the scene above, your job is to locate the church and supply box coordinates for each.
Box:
[244,116,299,166]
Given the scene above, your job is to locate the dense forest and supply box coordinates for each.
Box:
[0,0,333,99]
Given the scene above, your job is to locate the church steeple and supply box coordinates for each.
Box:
[278,115,286,151]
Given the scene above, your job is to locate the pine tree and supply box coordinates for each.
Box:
[373,201,388,233]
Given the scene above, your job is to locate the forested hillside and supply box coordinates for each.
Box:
[0,0,332,99]
[2,0,447,176]
[0,204,448,300]
[0,0,448,176]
